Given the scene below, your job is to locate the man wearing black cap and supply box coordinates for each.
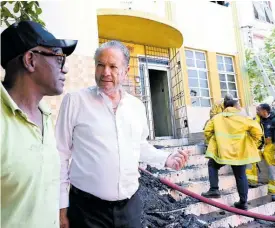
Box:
[257,103,275,201]
[1,21,77,228]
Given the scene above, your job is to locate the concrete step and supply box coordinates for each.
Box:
[199,195,275,228]
[186,154,208,167]
[140,148,207,177]
[184,185,268,216]
[149,138,188,147]
[139,154,208,177]
[160,144,206,155]
[149,153,207,168]
[144,153,208,168]
[159,164,232,183]
[236,215,275,227]
[170,175,236,200]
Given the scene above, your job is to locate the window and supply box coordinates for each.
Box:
[217,55,238,99]
[253,1,274,24]
[185,50,211,107]
[210,1,230,7]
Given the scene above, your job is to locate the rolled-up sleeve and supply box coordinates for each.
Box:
[139,104,170,168]
[55,93,75,209]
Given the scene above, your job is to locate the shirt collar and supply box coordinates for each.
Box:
[1,82,20,115]
[96,86,126,99]
[39,100,51,116]
[1,82,51,116]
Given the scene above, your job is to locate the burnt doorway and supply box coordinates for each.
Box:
[148,69,173,138]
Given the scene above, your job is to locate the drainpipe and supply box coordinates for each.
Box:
[231,2,252,114]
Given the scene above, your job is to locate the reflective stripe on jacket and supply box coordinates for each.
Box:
[204,107,263,165]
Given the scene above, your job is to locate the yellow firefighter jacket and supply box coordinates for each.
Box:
[204,107,263,165]
[209,100,224,119]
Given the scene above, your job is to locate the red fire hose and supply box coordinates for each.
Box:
[139,167,275,222]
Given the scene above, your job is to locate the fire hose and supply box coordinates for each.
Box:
[138,167,275,222]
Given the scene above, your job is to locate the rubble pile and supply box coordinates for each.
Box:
[139,170,208,228]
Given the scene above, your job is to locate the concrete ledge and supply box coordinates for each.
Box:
[186,154,208,167]
[149,138,189,147]
[199,195,275,228]
[160,145,205,155]
[170,175,236,200]
[160,165,232,183]
[184,185,268,216]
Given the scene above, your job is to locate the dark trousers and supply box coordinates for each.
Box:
[208,159,248,203]
[67,185,142,228]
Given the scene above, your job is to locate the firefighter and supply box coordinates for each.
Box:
[246,106,265,187]
[257,103,275,201]
[203,93,234,151]
[209,93,234,119]
[202,99,263,210]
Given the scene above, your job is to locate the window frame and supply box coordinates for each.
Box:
[216,54,239,100]
[185,49,212,107]
[253,1,274,24]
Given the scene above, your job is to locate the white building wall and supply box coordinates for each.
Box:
[237,0,275,50]
[175,1,237,54]
[0,1,99,57]
[40,0,99,57]
[97,0,166,18]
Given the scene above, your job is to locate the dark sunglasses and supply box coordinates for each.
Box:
[32,50,66,69]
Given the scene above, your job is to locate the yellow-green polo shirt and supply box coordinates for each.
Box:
[1,83,60,228]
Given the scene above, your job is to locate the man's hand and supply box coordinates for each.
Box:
[60,208,69,228]
[165,149,189,170]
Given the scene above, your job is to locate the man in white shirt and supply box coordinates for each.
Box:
[56,40,189,228]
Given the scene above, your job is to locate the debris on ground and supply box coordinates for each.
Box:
[237,218,275,228]
[139,169,208,228]
[146,165,173,175]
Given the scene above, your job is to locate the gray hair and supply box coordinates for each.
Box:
[224,99,238,109]
[224,93,234,102]
[94,40,130,66]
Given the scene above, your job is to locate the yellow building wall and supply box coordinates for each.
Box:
[233,55,245,107]
[206,52,222,103]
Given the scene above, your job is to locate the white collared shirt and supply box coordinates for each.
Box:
[56,86,169,209]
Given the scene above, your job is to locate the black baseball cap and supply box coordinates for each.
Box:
[1,20,78,69]
[259,103,271,113]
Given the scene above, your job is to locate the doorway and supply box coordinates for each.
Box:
[148,69,173,138]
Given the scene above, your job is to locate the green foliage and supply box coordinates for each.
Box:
[1,1,45,27]
[265,29,275,62]
[246,29,275,103]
